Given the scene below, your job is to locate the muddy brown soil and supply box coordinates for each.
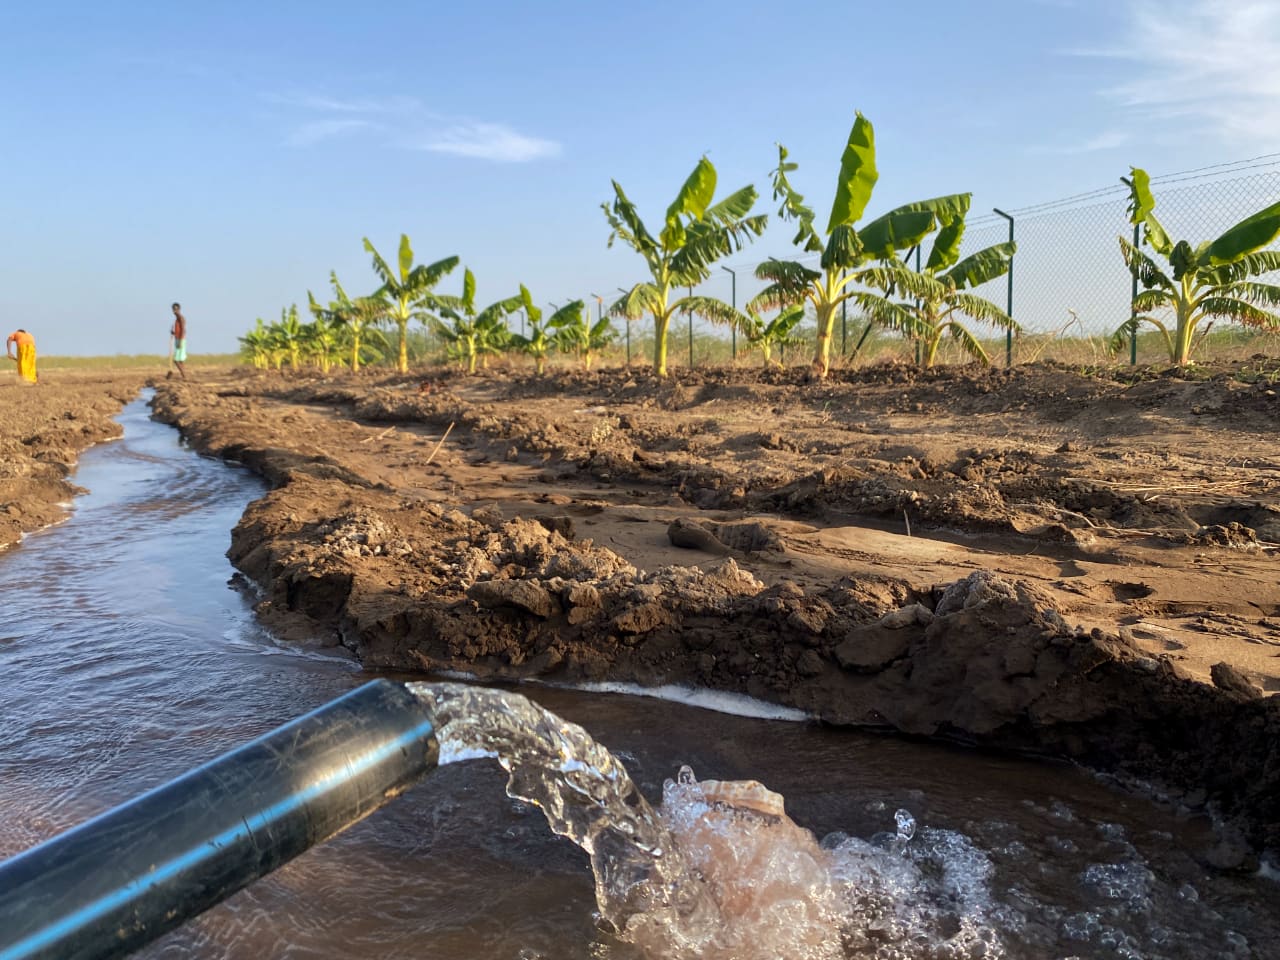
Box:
[141,362,1280,857]
[0,372,147,550]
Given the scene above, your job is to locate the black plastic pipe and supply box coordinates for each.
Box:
[0,679,438,960]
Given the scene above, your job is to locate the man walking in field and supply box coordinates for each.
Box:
[6,329,37,384]
[169,303,188,380]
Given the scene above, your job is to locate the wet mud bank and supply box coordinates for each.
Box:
[0,375,146,550]
[149,368,1280,859]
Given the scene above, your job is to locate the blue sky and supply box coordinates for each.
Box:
[2,0,1278,355]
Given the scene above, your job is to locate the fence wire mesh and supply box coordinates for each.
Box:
[570,155,1280,369]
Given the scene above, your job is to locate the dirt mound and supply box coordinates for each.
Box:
[0,374,144,550]
[145,366,1280,856]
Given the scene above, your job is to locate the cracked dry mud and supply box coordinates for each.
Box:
[141,362,1280,857]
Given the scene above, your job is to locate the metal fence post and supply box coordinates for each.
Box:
[841,274,848,355]
[687,286,694,367]
[914,245,922,366]
[721,265,737,362]
[1130,221,1140,365]
[615,288,630,365]
[993,208,1014,367]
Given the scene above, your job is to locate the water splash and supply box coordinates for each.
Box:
[410,682,1006,959]
[408,682,723,955]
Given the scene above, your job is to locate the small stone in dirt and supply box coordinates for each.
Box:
[834,625,912,673]
[1056,441,1078,453]
[505,446,519,462]
[796,649,825,677]
[564,582,600,609]
[1209,661,1263,700]
[467,579,557,618]
[667,517,730,555]
[875,603,934,629]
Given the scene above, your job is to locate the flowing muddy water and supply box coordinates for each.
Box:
[0,396,1275,958]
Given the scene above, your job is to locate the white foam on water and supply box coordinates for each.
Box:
[562,680,811,722]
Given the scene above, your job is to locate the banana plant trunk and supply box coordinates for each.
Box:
[351,333,361,373]
[923,335,942,368]
[396,321,409,374]
[1173,280,1196,365]
[654,314,671,377]
[813,301,839,377]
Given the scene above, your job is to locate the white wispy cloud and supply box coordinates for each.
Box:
[1080,0,1280,145]
[269,92,561,163]
[416,122,561,162]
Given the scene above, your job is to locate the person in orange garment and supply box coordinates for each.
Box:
[6,329,37,384]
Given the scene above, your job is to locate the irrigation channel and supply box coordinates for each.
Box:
[0,394,1275,958]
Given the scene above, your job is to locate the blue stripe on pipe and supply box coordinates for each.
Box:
[0,716,436,960]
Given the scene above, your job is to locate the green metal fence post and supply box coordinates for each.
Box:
[993,207,1014,367]
[1130,222,1140,365]
[1119,176,1140,366]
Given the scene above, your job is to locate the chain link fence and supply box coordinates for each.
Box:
[569,155,1280,369]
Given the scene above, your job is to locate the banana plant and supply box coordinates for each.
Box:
[554,304,614,369]
[509,289,582,374]
[363,234,459,373]
[274,304,304,371]
[310,272,390,373]
[754,113,970,377]
[238,318,272,370]
[738,305,806,367]
[855,209,1019,367]
[300,313,346,373]
[603,157,766,376]
[1114,167,1280,364]
[428,268,522,374]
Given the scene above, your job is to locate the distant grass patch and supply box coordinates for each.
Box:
[36,353,240,370]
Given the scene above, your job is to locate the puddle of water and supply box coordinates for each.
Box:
[0,395,1275,958]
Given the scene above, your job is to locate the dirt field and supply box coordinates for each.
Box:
[0,371,148,551]
[5,361,1279,858]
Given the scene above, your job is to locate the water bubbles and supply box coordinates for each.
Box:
[1080,862,1155,915]
[1096,821,1128,843]
[1048,835,1078,855]
[894,809,917,843]
[1048,800,1076,822]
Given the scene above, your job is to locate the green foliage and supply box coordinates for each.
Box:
[855,207,1018,367]
[1118,168,1280,364]
[429,268,522,373]
[551,301,612,369]
[760,112,971,376]
[363,234,460,373]
[737,305,806,366]
[604,156,766,375]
